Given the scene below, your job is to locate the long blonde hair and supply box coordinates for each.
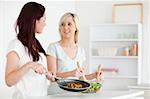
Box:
[59,12,79,44]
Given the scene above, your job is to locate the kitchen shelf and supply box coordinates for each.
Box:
[104,75,138,79]
[92,56,138,59]
[91,39,138,42]
[89,23,142,90]
[128,85,150,90]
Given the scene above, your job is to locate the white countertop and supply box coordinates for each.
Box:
[23,90,144,99]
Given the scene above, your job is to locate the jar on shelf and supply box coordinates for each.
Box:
[123,47,129,56]
[132,43,138,56]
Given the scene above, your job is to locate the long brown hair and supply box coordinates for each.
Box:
[15,2,46,61]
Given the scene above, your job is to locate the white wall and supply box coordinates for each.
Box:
[148,0,150,84]
[0,1,75,98]
[0,1,3,85]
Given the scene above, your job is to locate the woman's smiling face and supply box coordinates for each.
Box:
[60,16,76,39]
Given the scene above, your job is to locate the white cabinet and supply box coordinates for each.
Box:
[89,24,142,90]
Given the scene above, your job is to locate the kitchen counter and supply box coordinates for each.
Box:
[23,90,144,99]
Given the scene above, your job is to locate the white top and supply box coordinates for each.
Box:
[47,42,86,74]
[7,39,48,99]
[47,42,86,95]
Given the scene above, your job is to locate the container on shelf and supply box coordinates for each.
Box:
[132,43,138,56]
[123,47,130,56]
[117,33,137,39]
[98,47,118,56]
[92,48,98,56]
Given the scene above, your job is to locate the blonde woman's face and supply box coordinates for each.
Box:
[60,16,76,39]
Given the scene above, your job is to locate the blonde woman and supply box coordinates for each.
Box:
[47,12,102,94]
[47,12,102,79]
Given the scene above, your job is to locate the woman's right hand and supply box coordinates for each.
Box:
[26,62,46,74]
[46,72,55,81]
[72,68,84,78]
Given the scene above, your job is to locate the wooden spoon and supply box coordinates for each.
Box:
[96,64,102,83]
[77,62,88,82]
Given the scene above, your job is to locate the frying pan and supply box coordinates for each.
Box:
[43,65,90,92]
[55,78,90,92]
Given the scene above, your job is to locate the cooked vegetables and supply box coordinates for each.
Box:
[67,82,83,88]
[82,82,101,93]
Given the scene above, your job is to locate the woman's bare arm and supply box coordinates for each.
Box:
[5,51,31,87]
[5,51,45,87]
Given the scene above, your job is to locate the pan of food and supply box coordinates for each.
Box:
[55,78,91,92]
[43,68,90,92]
[55,63,102,93]
[54,62,90,92]
[44,63,102,93]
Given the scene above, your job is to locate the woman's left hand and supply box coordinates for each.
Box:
[96,65,103,82]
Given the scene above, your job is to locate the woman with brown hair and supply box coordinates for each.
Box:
[5,2,52,98]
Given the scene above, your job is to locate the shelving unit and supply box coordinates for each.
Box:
[92,39,138,42]
[104,75,138,79]
[92,56,138,59]
[89,24,142,90]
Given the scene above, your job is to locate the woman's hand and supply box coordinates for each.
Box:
[96,65,103,82]
[27,62,46,74]
[72,67,84,78]
[75,68,84,77]
[89,65,103,81]
[46,72,55,81]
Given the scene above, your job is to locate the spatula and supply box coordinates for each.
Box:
[77,62,88,82]
[96,64,102,83]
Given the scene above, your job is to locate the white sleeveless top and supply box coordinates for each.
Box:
[7,39,48,99]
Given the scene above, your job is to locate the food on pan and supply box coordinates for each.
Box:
[57,79,90,92]
[67,82,83,88]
